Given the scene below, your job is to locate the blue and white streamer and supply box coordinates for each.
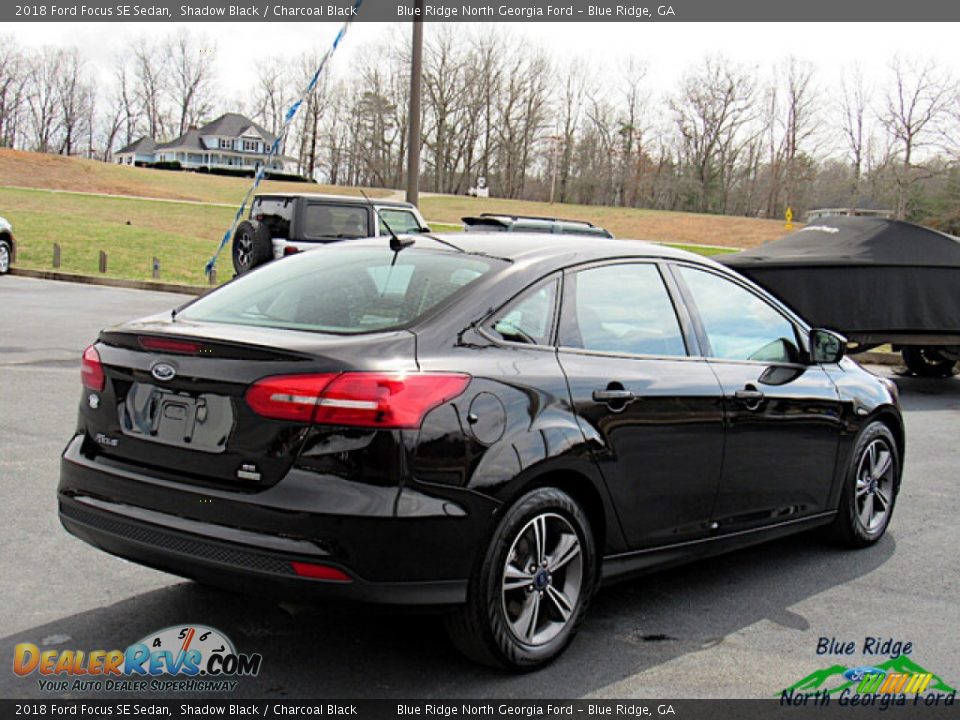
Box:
[205,0,364,276]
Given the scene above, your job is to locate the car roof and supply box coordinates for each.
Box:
[254,192,415,208]
[349,231,715,266]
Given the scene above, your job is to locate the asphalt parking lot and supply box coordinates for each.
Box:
[1,275,958,700]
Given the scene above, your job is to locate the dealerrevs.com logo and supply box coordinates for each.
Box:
[13,625,262,693]
[780,636,955,709]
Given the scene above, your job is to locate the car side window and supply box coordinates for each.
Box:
[305,204,369,239]
[559,264,687,357]
[378,209,423,235]
[488,279,559,346]
[677,266,799,363]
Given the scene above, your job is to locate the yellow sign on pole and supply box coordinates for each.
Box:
[785,206,794,230]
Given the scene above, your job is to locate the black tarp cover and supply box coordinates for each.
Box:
[720,217,960,335]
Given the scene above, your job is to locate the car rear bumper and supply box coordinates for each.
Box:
[58,435,495,606]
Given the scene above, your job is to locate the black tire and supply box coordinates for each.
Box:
[829,421,901,548]
[232,220,273,275]
[0,239,11,275]
[444,487,597,671]
[901,346,956,378]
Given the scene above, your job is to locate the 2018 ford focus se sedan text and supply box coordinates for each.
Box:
[58,233,904,670]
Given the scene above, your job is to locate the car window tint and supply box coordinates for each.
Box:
[489,279,558,345]
[304,204,368,239]
[179,246,501,334]
[378,209,422,235]
[560,264,687,357]
[678,266,798,362]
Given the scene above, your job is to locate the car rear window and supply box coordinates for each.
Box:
[179,245,502,334]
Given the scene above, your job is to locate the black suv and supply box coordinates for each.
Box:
[232,193,430,274]
[462,213,612,238]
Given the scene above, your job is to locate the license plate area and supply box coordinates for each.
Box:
[120,383,234,453]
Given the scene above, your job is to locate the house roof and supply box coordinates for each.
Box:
[115,137,156,155]
[155,127,205,152]
[199,113,277,144]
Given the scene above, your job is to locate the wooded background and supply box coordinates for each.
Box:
[2,27,959,230]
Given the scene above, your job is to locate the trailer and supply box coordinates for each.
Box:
[720,217,960,377]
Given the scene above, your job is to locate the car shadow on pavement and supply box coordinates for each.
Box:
[887,371,960,411]
[1,529,895,699]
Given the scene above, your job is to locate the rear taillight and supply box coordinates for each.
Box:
[245,372,470,429]
[245,373,337,422]
[139,336,203,354]
[282,246,300,256]
[81,345,105,391]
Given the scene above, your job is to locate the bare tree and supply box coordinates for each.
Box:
[167,30,217,136]
[250,56,295,138]
[880,56,953,217]
[670,56,757,213]
[57,48,94,156]
[495,48,550,198]
[616,57,650,207]
[554,59,587,203]
[131,39,170,140]
[0,37,26,148]
[840,65,869,198]
[24,47,63,152]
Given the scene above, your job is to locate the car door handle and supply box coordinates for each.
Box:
[734,387,765,409]
[592,389,636,403]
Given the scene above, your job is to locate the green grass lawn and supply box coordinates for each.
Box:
[4,187,735,286]
[5,187,233,285]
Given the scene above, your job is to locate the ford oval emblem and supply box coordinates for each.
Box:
[150,362,177,382]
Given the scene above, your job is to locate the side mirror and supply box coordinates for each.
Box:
[810,328,847,364]
[420,225,431,233]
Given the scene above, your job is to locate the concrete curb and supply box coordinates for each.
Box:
[9,267,206,296]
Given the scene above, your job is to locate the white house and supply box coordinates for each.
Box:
[114,113,297,175]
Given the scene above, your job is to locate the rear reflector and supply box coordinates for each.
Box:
[245,372,470,429]
[290,561,352,582]
[139,336,203,354]
[282,246,300,256]
[81,345,105,391]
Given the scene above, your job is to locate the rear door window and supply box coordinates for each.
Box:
[303,204,370,240]
[559,263,687,357]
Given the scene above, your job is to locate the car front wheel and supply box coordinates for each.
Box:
[445,487,596,671]
[830,421,901,548]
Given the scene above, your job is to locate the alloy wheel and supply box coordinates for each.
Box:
[0,244,9,273]
[501,512,583,646]
[855,438,896,534]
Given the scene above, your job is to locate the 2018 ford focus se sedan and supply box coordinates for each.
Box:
[58,233,904,670]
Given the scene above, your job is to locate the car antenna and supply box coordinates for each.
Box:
[360,190,414,254]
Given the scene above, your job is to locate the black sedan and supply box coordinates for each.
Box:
[58,233,904,670]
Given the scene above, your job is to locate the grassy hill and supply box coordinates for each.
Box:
[0,148,390,204]
[0,149,796,286]
[419,195,791,250]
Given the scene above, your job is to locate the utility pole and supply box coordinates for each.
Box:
[405,0,424,207]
